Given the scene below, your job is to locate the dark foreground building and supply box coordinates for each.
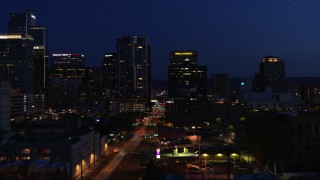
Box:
[245,111,320,173]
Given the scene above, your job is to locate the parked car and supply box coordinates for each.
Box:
[187,168,200,174]
[186,163,199,169]
[201,167,214,174]
[159,162,167,168]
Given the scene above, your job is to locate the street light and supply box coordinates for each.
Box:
[225,144,231,180]
[202,153,209,180]
[203,153,208,169]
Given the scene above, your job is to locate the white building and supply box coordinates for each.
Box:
[242,86,304,112]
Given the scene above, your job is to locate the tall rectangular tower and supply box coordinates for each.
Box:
[8,10,47,112]
[166,50,209,127]
[168,51,207,98]
[7,10,37,33]
[0,81,11,132]
[0,34,34,114]
[48,53,85,110]
[50,53,86,79]
[116,35,151,112]
[259,56,286,91]
[102,53,118,94]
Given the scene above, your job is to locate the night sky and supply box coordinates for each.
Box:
[1,0,320,80]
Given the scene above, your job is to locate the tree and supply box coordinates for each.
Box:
[141,158,165,180]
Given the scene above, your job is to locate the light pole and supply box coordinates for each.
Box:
[197,136,201,164]
[226,144,231,180]
[198,144,200,163]
[203,153,208,169]
[80,152,83,180]
[203,153,208,180]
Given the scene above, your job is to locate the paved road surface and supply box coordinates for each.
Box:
[92,118,151,180]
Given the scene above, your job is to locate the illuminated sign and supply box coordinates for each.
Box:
[174,52,193,56]
[156,148,160,159]
[105,54,114,57]
[166,100,174,104]
[33,46,44,49]
[52,54,71,57]
[31,15,36,19]
[0,35,22,39]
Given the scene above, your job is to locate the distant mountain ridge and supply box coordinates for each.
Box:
[151,77,320,91]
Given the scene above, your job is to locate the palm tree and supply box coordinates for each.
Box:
[141,158,165,180]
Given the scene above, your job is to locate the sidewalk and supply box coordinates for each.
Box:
[79,149,114,180]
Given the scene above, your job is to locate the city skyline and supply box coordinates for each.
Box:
[1,1,320,80]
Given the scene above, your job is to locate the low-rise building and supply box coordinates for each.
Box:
[0,115,107,179]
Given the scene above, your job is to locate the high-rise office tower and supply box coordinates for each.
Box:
[168,51,207,98]
[116,35,151,112]
[8,10,37,33]
[50,53,86,79]
[48,53,85,110]
[8,10,47,112]
[0,81,11,132]
[0,34,34,114]
[257,56,286,92]
[102,53,119,114]
[212,74,229,101]
[31,26,47,112]
[10,89,25,123]
[78,67,104,110]
[102,53,118,94]
[166,50,209,127]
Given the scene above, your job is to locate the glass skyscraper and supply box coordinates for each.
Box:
[7,10,47,112]
[166,50,209,127]
[116,35,151,112]
[168,51,207,98]
[0,34,34,114]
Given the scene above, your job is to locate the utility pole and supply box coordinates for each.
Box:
[227,144,231,180]
[80,153,83,180]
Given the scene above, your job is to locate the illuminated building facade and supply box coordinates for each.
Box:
[256,56,286,92]
[0,118,105,179]
[166,50,209,127]
[102,53,118,95]
[78,67,105,111]
[7,10,47,112]
[10,89,25,123]
[287,78,320,109]
[51,53,85,79]
[168,51,207,98]
[48,53,85,110]
[102,53,119,114]
[7,10,37,33]
[30,26,47,112]
[0,34,34,114]
[47,79,81,111]
[0,81,11,132]
[116,35,151,112]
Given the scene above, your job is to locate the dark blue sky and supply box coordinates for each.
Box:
[1,0,320,80]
